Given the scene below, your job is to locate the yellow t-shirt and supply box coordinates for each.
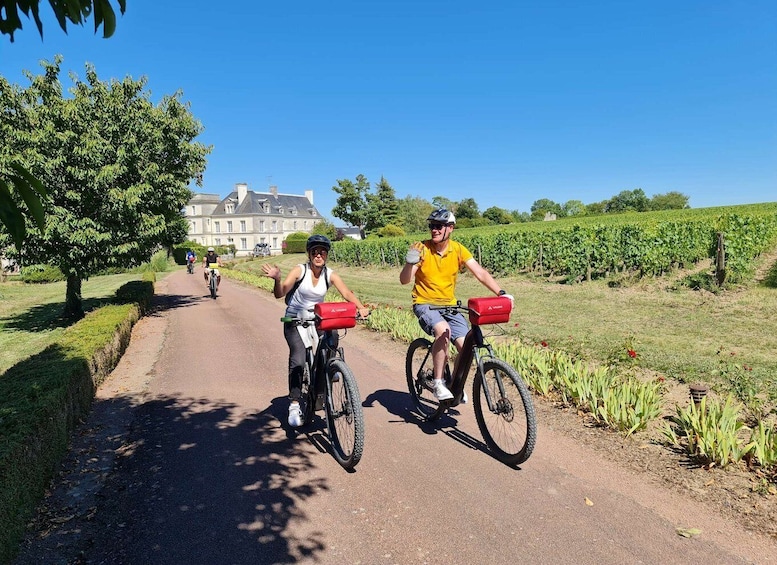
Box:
[411,240,472,305]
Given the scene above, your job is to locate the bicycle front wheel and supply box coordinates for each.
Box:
[326,359,365,470]
[473,359,537,465]
[209,275,217,299]
[405,338,444,421]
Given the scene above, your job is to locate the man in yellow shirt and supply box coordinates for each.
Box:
[400,208,512,401]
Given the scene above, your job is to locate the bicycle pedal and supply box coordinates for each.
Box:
[315,393,325,410]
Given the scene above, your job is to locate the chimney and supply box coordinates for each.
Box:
[236,182,248,206]
[305,189,314,205]
[270,185,278,197]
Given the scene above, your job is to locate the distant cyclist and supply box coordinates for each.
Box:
[262,234,369,428]
[186,249,196,273]
[399,208,513,401]
[203,247,223,290]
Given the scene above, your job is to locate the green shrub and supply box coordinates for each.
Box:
[18,264,65,283]
[284,231,309,254]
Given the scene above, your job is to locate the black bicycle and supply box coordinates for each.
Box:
[282,302,365,470]
[405,297,537,465]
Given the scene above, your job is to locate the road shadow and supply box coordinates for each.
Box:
[363,388,500,462]
[15,392,334,565]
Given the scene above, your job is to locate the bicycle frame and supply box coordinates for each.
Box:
[447,323,502,413]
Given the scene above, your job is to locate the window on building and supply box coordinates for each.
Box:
[215,222,221,234]
[293,221,297,230]
[227,221,233,233]
[273,237,278,248]
[240,238,247,250]
[272,221,277,232]
[226,203,234,214]
[215,238,221,245]
[191,205,196,215]
[259,220,265,232]
[240,220,246,232]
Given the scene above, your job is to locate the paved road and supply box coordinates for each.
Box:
[15,269,777,564]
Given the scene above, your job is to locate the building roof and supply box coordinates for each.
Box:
[210,190,321,219]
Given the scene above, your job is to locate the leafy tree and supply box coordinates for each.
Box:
[396,195,433,234]
[331,174,370,234]
[365,175,399,232]
[605,188,650,213]
[530,198,563,221]
[510,210,531,223]
[0,58,210,318]
[562,199,587,217]
[431,195,456,211]
[455,197,480,221]
[650,191,690,210]
[586,200,607,215]
[311,218,337,240]
[482,206,513,224]
[0,0,128,247]
[0,0,126,42]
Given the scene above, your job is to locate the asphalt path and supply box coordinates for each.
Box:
[16,268,777,564]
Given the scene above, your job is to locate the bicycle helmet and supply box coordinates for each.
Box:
[207,247,215,252]
[306,234,332,252]
[427,208,456,225]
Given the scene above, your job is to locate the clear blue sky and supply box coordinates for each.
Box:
[1,0,775,223]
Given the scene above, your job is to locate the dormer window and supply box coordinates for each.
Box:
[226,203,234,214]
[278,206,284,215]
[290,206,297,216]
[263,202,269,213]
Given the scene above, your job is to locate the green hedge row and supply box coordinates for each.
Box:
[0,276,155,563]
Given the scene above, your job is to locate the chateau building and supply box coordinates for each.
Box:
[185,183,324,256]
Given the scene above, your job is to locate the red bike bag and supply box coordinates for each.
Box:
[468,296,512,325]
[315,302,357,331]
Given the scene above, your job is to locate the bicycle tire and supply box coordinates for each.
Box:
[405,337,445,421]
[473,359,537,465]
[325,359,364,470]
[209,274,217,299]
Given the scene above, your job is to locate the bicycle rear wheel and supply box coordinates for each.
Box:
[405,338,444,421]
[473,359,536,465]
[326,359,364,470]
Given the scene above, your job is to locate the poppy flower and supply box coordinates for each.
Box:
[627,349,637,358]
[541,341,548,347]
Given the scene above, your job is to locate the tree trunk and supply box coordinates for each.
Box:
[64,274,84,320]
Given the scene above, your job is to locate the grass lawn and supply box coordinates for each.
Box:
[0,273,152,375]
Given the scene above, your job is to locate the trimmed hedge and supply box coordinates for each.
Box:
[0,278,154,562]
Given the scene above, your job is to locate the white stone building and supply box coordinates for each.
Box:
[184,183,324,256]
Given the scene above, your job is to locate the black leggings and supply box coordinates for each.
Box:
[283,322,306,401]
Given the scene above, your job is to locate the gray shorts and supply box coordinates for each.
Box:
[413,304,469,342]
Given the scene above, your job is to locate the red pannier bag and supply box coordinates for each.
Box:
[314,301,357,331]
[467,296,512,325]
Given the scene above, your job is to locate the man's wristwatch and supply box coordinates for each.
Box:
[498,290,506,296]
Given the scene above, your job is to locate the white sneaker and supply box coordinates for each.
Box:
[433,381,454,401]
[460,391,468,404]
[288,402,303,427]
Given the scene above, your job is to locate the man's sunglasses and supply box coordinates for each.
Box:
[428,223,451,231]
[310,247,328,256]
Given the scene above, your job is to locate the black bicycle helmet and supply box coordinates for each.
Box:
[427,208,456,225]
[306,234,332,252]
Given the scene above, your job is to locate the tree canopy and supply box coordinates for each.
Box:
[0,0,126,42]
[0,57,210,317]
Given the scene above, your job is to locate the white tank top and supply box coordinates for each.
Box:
[285,263,332,318]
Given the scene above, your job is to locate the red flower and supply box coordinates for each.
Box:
[627,349,637,358]
[657,376,666,382]
[514,323,520,327]
[541,341,548,347]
